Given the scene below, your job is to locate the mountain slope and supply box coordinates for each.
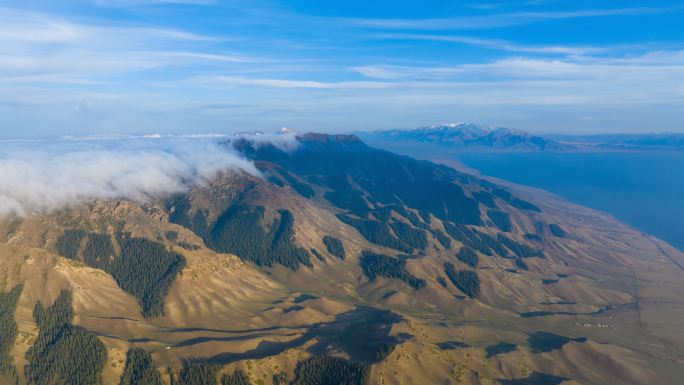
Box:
[0,133,683,384]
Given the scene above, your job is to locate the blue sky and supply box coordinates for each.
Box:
[0,0,682,139]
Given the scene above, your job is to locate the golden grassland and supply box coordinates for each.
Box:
[1,173,684,384]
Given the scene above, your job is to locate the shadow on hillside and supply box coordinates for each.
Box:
[527,331,586,353]
[485,342,517,358]
[497,371,570,385]
[180,305,410,365]
[163,325,286,334]
[293,294,318,303]
[519,305,613,317]
[436,341,469,350]
[306,308,409,364]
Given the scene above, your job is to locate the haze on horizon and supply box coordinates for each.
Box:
[0,0,682,139]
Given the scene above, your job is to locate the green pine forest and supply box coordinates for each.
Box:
[119,348,164,385]
[168,200,313,270]
[292,356,370,385]
[0,285,23,382]
[25,290,107,385]
[322,236,346,259]
[456,247,479,268]
[444,263,481,298]
[56,230,187,318]
[360,251,426,290]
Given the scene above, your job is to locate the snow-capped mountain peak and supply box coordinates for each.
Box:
[365,123,574,152]
[278,127,302,135]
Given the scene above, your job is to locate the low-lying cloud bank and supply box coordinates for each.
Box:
[0,134,300,216]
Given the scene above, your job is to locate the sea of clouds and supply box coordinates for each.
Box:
[0,133,300,216]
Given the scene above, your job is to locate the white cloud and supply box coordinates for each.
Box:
[0,135,293,216]
[225,132,302,153]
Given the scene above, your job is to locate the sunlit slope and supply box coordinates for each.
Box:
[0,134,683,384]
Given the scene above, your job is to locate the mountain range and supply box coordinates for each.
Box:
[356,123,575,152]
[546,132,684,151]
[357,123,684,152]
[1,133,683,384]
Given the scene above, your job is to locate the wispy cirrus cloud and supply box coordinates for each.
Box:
[151,51,275,64]
[465,4,508,10]
[0,7,272,83]
[187,75,393,89]
[0,0,682,136]
[181,50,684,109]
[373,34,607,55]
[91,0,217,5]
[457,54,684,82]
[0,7,216,45]
[340,6,684,30]
[348,65,460,80]
[349,51,684,82]
[523,0,557,5]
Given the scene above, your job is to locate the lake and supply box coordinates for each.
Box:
[456,152,684,253]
